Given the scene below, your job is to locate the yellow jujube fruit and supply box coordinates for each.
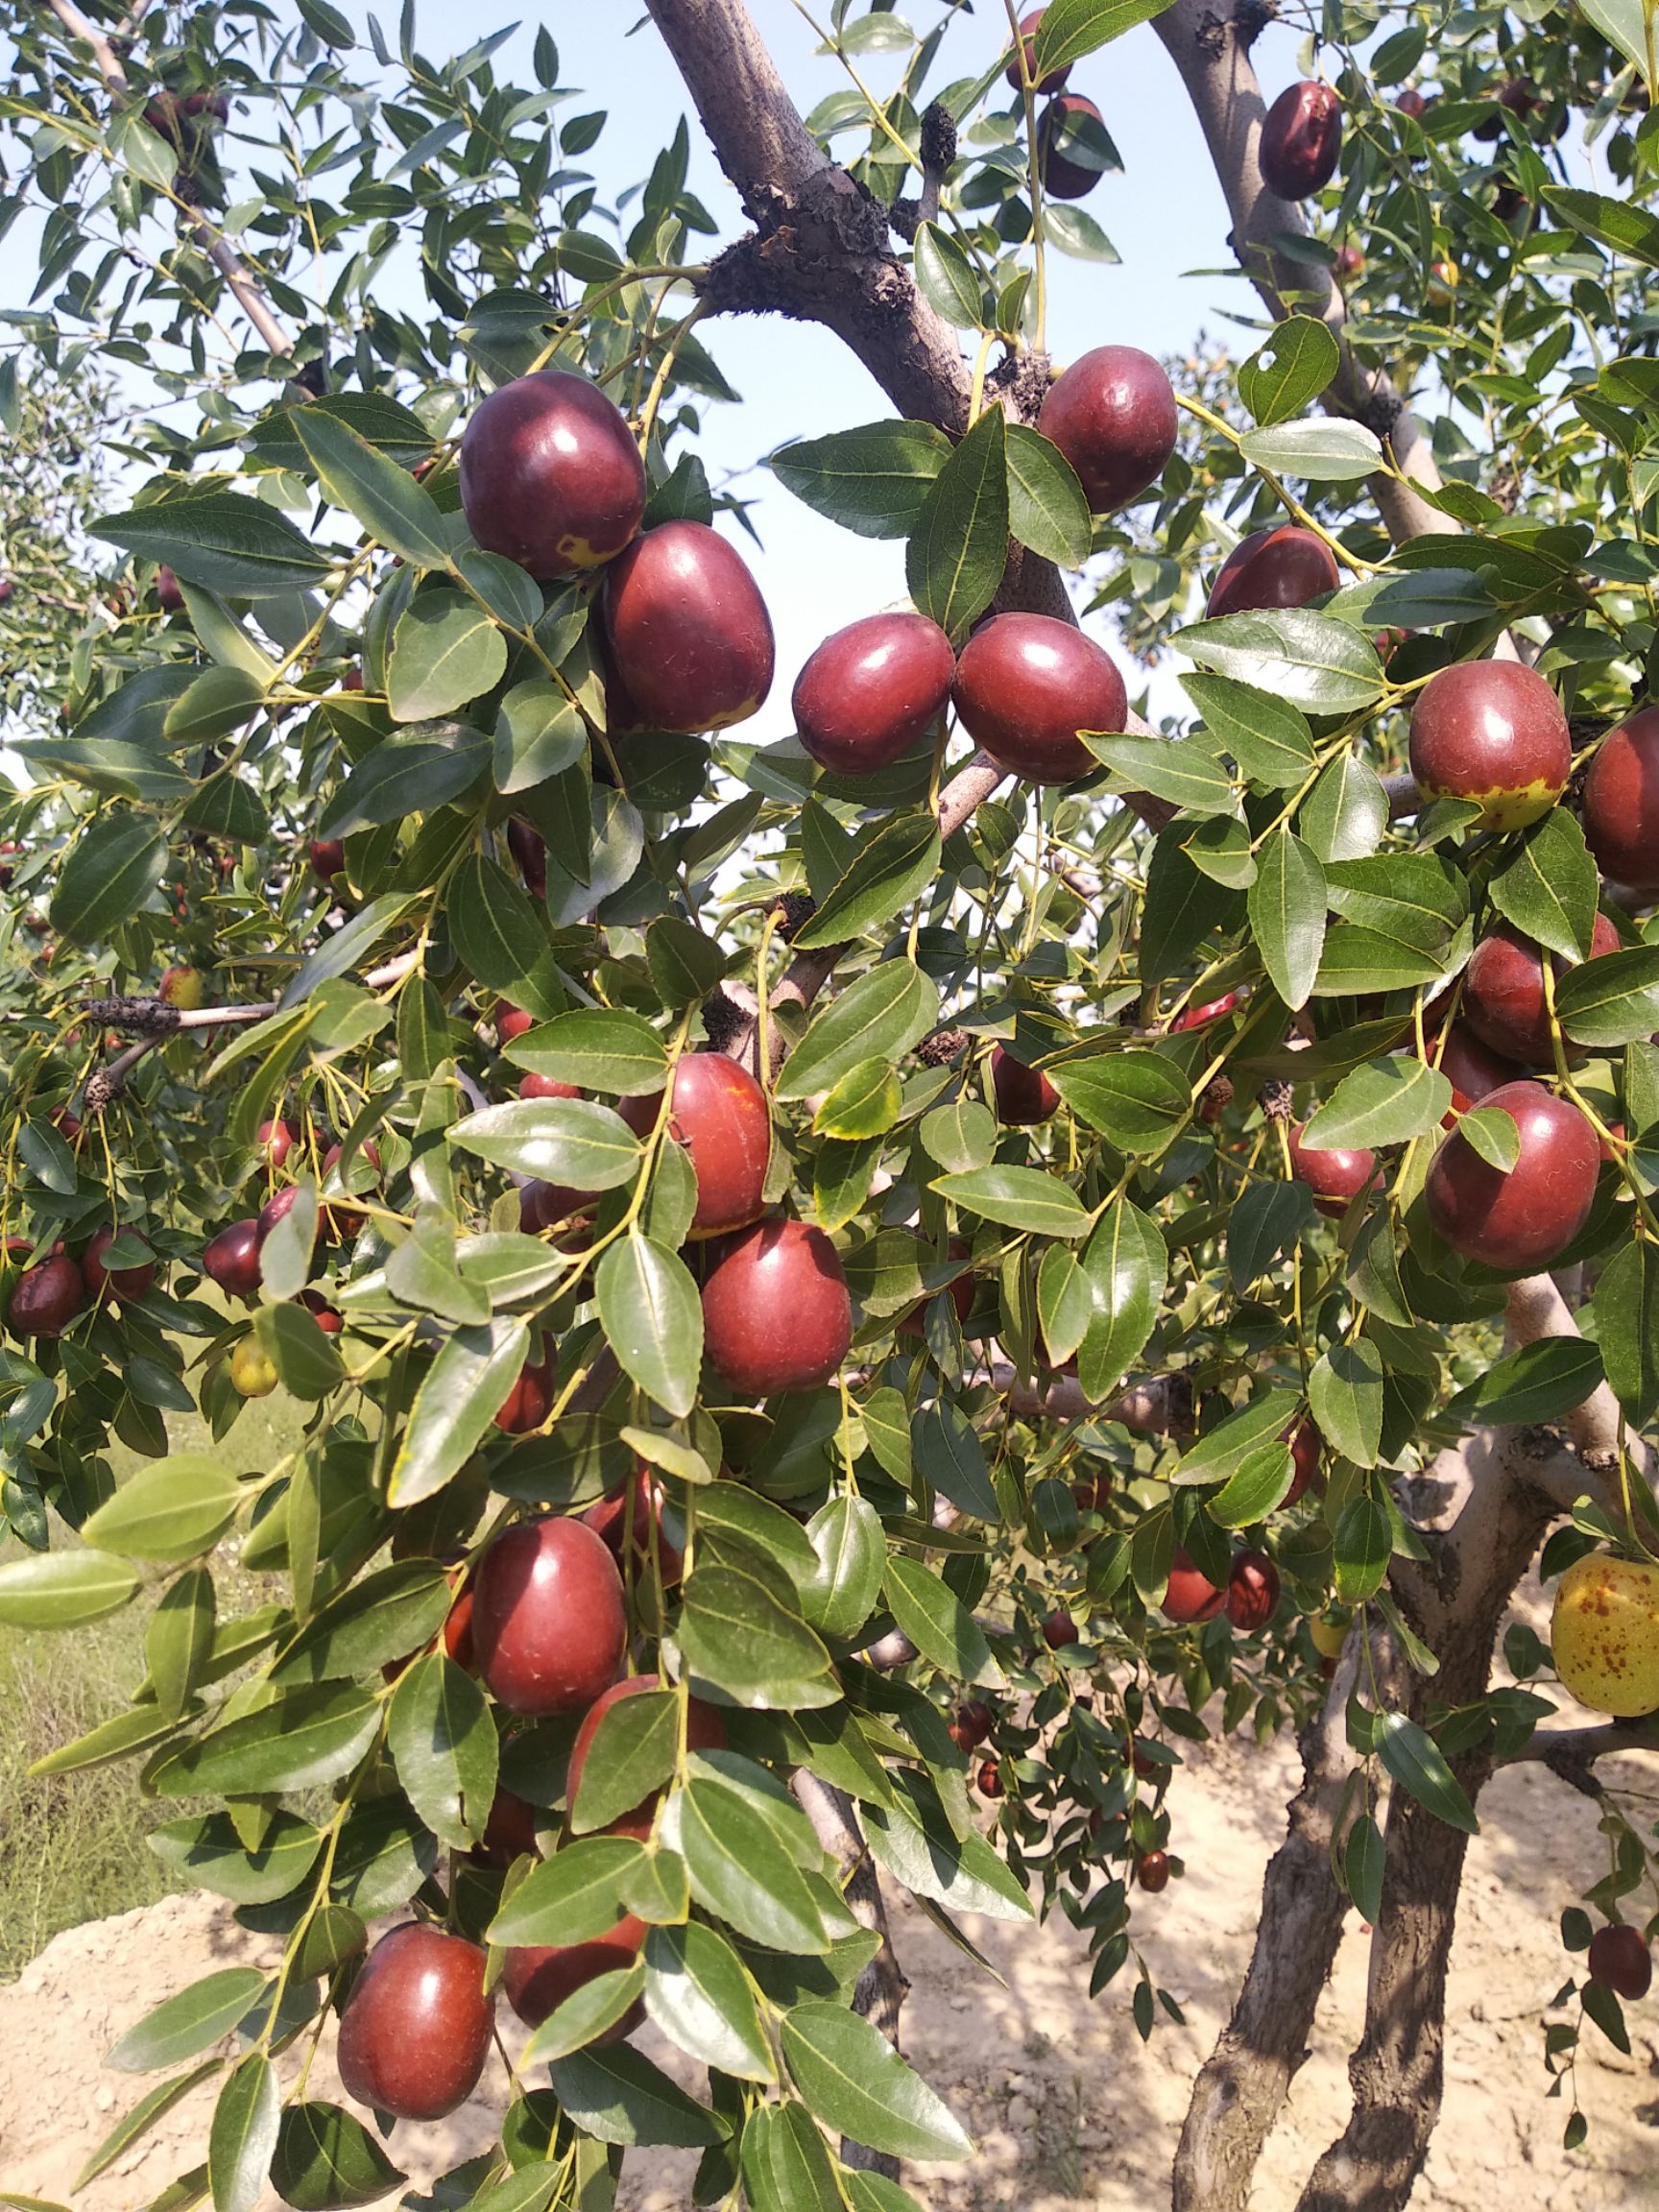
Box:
[1551,1552,1659,1718]
[1309,1610,1350,1659]
[229,1335,278,1400]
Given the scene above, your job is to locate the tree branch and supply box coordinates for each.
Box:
[1502,1719,1659,1795]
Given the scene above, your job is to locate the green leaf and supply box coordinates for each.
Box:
[1030,0,1174,74]
[546,2046,724,2148]
[771,420,951,540]
[1237,316,1342,426]
[931,1165,1091,1238]
[388,591,509,721]
[1344,1812,1385,1923]
[813,1059,902,1141]
[800,1495,886,1641]
[1333,1493,1391,1605]
[1041,202,1120,262]
[1488,809,1599,962]
[448,1097,641,1188]
[316,722,491,838]
[884,1554,995,1682]
[209,2055,280,2212]
[1557,946,1659,1047]
[1005,424,1091,567]
[1575,0,1654,95]
[522,1963,647,2065]
[647,916,729,1009]
[82,1454,242,1565]
[918,1099,996,1173]
[510,1008,668,1094]
[1177,608,1385,714]
[781,2002,971,2161]
[595,1232,703,1418]
[861,1773,1034,1922]
[1182,674,1315,788]
[1457,1104,1522,1171]
[1592,1239,1659,1426]
[292,407,451,567]
[679,1562,838,1709]
[1238,420,1382,482]
[794,815,941,950]
[1301,1059,1451,1149]
[92,493,335,597]
[107,1969,269,2073]
[388,1316,531,1507]
[1084,732,1235,816]
[1249,829,1327,1012]
[912,1399,1000,1523]
[905,407,1009,642]
[164,666,266,747]
[489,1836,646,1948]
[156,1685,379,1797]
[1048,1050,1190,1152]
[387,1652,498,1849]
[1075,1197,1166,1405]
[777,960,938,1100]
[1374,1711,1479,1834]
[644,1922,775,2081]
[1172,1390,1301,1486]
[269,2104,404,2210]
[671,1771,838,1953]
[253,1303,347,1401]
[448,854,562,1018]
[1544,185,1659,269]
[50,811,167,948]
[912,223,983,327]
[1301,751,1389,864]
[494,681,587,793]
[1209,1442,1295,1526]
[76,2062,225,2189]
[1310,1339,1384,1465]
[0,1547,139,1628]
[149,1812,323,1907]
[570,1690,677,1835]
[1444,1337,1606,1428]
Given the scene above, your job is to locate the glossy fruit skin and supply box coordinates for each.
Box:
[619,1054,771,1238]
[1284,1418,1323,1504]
[310,838,346,883]
[603,521,775,733]
[155,564,185,612]
[444,1584,477,1671]
[1551,1552,1659,1717]
[258,1118,296,1167]
[792,612,955,776]
[955,1699,995,1748]
[473,1787,541,1868]
[990,1043,1061,1125]
[1434,1022,1527,1120]
[202,1219,263,1301]
[701,1218,853,1396]
[8,1254,85,1338]
[566,1674,726,1839]
[502,1923,647,2042]
[520,1181,598,1241]
[1582,706,1659,891]
[494,1345,557,1435]
[1407,661,1571,831]
[1396,87,1429,119]
[159,964,203,1010]
[257,1185,307,1247]
[507,815,547,902]
[520,1073,580,1102]
[1424,1080,1599,1273]
[977,1759,1004,1799]
[229,1336,278,1398]
[1588,1924,1652,2000]
[1172,990,1243,1032]
[1226,1551,1280,1632]
[1038,347,1178,515]
[1288,1122,1379,1217]
[337,1924,494,2121]
[1041,1605,1076,1649]
[82,1225,156,1305]
[459,369,646,581]
[1137,1849,1171,1893]
[1039,94,1107,199]
[583,1468,684,1588]
[301,1288,343,1334]
[1462,915,1620,1067]
[1163,1549,1224,1623]
[1207,525,1339,618]
[471,1517,627,1717]
[497,1004,535,1044]
[952,613,1126,784]
[1260,80,1343,200]
[1005,7,1070,92]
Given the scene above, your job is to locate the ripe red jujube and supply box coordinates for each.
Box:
[7,1254,84,1338]
[459,368,646,581]
[583,1467,684,1587]
[603,520,774,733]
[1433,1021,1527,1118]
[310,837,346,883]
[335,1924,494,2122]
[1038,346,1179,515]
[520,1073,581,1102]
[1260,80,1343,200]
[1005,7,1070,92]
[1407,661,1570,831]
[952,613,1126,784]
[1582,706,1659,892]
[1288,1122,1379,1216]
[1424,1079,1599,1272]
[1226,1550,1280,1631]
[1284,1418,1322,1503]
[792,612,955,777]
[1462,915,1619,1068]
[619,1053,771,1237]
[1588,1923,1652,2001]
[1042,1605,1076,1649]
[470,1517,627,1717]
[202,1218,263,1301]
[1039,94,1108,199]
[1207,525,1338,618]
[990,1044,1061,1125]
[494,1341,558,1435]
[82,1225,156,1306]
[1137,1848,1171,1892]
[1163,1548,1225,1623]
[701,1217,853,1396]
[503,1924,647,2043]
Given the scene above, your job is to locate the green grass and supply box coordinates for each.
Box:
[0,1386,310,1981]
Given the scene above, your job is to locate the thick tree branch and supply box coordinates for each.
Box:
[1503,1719,1659,1795]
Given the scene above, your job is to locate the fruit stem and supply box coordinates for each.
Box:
[1176,391,1376,577]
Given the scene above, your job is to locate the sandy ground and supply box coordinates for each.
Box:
[5,1730,1659,2211]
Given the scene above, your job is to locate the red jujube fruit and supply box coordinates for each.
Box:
[335,1924,494,2121]
[459,368,646,581]
[701,1217,853,1396]
[951,613,1126,784]
[602,520,774,733]
[470,1517,627,1717]
[791,612,955,776]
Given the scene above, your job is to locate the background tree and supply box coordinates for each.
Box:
[1,1,1658,2209]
